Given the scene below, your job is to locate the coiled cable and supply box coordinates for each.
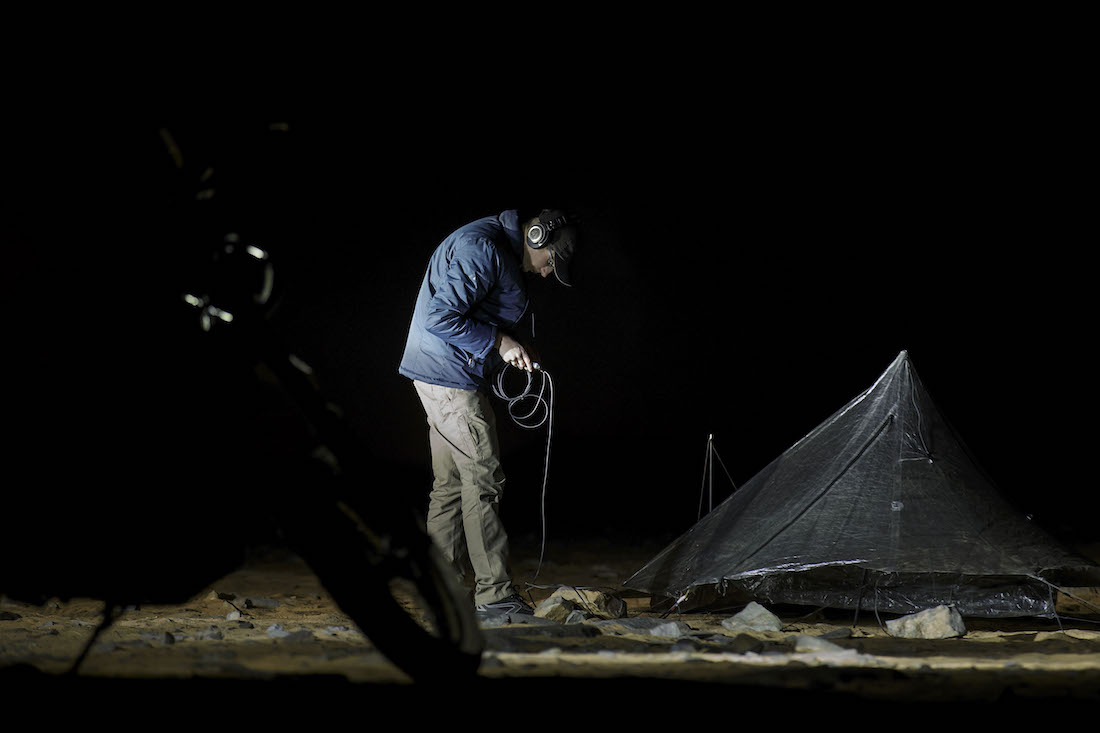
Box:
[492,363,554,578]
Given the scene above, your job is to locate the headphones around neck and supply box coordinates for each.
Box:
[525,210,573,249]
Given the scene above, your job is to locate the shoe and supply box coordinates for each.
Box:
[475,594,534,617]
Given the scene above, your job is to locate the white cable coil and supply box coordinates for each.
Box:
[492,364,554,578]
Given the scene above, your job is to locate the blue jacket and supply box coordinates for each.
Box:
[399,210,531,391]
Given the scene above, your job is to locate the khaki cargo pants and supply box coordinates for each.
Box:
[413,380,514,606]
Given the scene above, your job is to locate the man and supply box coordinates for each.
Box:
[399,208,578,617]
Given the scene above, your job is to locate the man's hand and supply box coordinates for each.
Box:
[497,333,536,372]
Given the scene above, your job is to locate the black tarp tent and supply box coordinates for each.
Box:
[624,351,1100,618]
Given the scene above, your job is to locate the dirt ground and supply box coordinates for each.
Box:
[3,535,1099,721]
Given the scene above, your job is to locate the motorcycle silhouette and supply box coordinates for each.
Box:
[1,123,483,683]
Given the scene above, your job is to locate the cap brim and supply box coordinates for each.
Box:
[550,229,576,287]
[553,260,572,287]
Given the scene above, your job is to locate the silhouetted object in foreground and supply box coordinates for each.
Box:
[1,124,483,682]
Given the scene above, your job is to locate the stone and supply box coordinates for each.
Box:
[700,632,767,654]
[669,638,706,652]
[226,610,241,621]
[819,627,853,640]
[534,596,580,623]
[544,587,626,619]
[563,610,591,624]
[197,626,224,641]
[266,624,290,638]
[720,602,783,632]
[588,617,694,639]
[885,605,966,640]
[791,634,846,653]
[0,611,23,621]
[645,620,694,639]
[244,597,280,609]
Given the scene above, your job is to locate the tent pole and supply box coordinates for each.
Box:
[708,433,714,514]
[697,435,712,520]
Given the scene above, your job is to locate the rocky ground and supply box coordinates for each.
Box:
[3,536,1099,722]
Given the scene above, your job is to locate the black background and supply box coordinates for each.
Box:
[4,74,1094,602]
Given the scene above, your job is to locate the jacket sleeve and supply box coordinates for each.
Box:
[423,238,500,361]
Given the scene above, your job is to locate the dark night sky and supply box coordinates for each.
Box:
[3,94,1094,602]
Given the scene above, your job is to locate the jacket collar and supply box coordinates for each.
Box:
[498,210,525,261]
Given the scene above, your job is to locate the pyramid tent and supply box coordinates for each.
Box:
[625,351,1100,618]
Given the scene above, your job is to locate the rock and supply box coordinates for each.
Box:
[197,626,224,641]
[791,634,846,653]
[563,610,591,624]
[226,610,241,621]
[0,611,23,621]
[589,617,694,639]
[244,597,280,610]
[669,638,706,652]
[720,602,783,632]
[534,596,579,622]
[260,625,311,642]
[699,632,767,654]
[544,587,626,619]
[819,627,853,640]
[885,605,966,639]
[638,620,693,639]
[266,624,289,638]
